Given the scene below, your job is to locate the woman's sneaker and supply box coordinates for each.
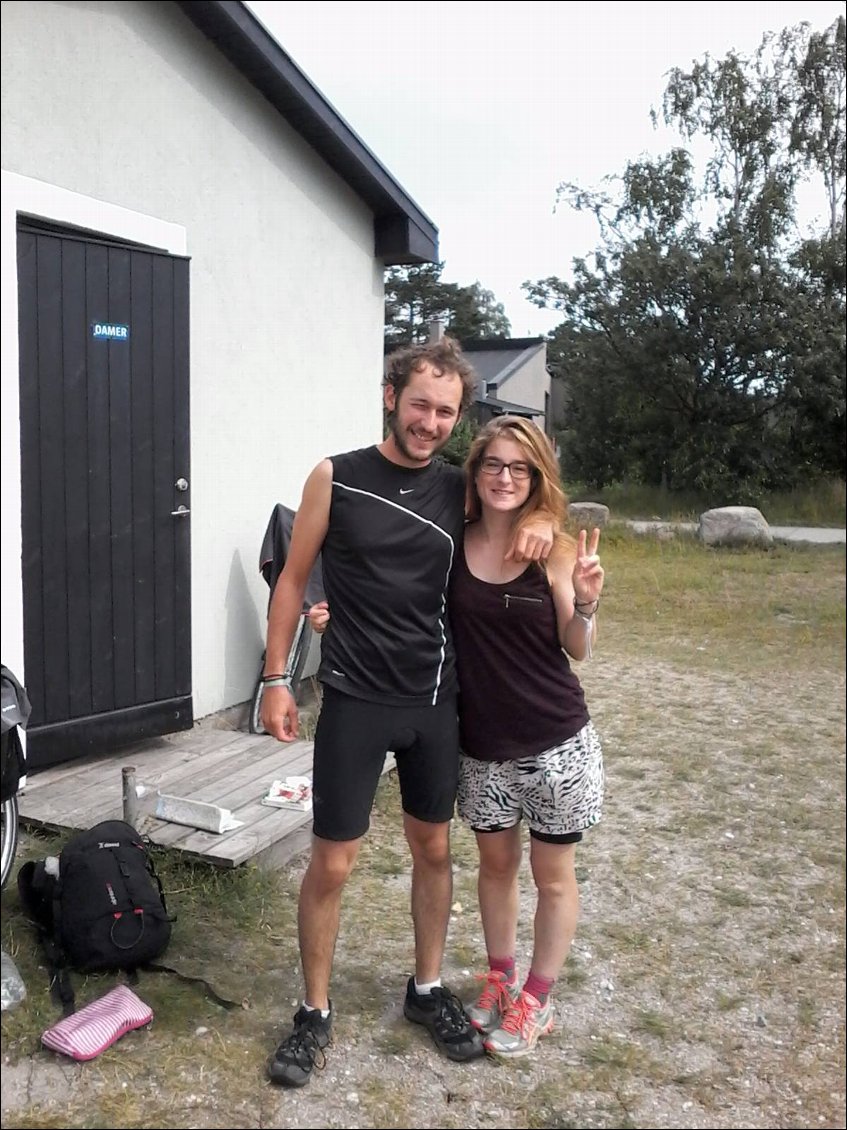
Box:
[466,970,521,1034]
[403,978,485,1061]
[267,1003,333,1087]
[483,989,554,1058]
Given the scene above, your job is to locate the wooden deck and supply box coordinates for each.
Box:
[16,720,377,871]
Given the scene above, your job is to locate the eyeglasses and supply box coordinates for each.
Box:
[478,456,535,481]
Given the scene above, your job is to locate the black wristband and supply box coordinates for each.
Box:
[574,597,600,614]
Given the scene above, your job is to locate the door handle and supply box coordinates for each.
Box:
[170,505,191,517]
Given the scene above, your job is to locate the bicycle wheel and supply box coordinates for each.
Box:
[248,667,266,735]
[286,618,314,699]
[1,793,19,890]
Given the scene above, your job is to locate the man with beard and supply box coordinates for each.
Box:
[261,337,553,1087]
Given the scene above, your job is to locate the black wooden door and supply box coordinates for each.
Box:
[17,225,192,770]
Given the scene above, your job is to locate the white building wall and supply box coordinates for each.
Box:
[499,348,549,416]
[1,1,386,718]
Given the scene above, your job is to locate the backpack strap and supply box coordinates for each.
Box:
[142,962,243,1010]
[139,836,175,922]
[108,909,147,952]
[47,951,77,1016]
[47,876,77,1015]
[17,859,77,1016]
[146,859,174,922]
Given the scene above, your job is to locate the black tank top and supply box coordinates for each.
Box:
[317,447,465,706]
[449,547,589,761]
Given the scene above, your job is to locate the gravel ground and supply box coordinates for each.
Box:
[2,583,845,1129]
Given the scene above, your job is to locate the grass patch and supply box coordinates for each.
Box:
[633,1008,672,1039]
[712,886,754,908]
[566,476,846,526]
[582,1035,650,1070]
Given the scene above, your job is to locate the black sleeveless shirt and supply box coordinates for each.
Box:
[449,548,589,761]
[317,447,465,706]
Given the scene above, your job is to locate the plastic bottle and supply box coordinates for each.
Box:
[1,949,27,1012]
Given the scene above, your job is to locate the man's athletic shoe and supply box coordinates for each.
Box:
[403,978,485,1061]
[267,1003,333,1087]
[483,989,554,1057]
[466,970,521,1034]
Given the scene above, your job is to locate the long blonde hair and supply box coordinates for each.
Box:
[464,417,575,560]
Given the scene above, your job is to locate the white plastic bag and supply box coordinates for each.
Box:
[1,949,27,1012]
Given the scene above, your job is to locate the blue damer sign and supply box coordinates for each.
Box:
[91,322,130,341]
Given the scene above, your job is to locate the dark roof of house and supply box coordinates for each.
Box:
[476,394,540,415]
[461,337,547,352]
[175,1,437,265]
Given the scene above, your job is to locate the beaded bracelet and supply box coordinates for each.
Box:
[261,674,292,688]
[573,597,600,617]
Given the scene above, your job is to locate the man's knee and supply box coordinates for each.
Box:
[404,817,452,868]
[306,837,361,892]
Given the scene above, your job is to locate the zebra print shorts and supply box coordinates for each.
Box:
[457,722,604,839]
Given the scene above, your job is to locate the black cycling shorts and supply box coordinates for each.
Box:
[311,685,459,841]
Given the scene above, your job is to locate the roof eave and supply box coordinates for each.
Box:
[476,396,543,414]
[175,1,438,265]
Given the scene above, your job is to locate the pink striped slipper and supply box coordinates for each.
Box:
[42,984,153,1060]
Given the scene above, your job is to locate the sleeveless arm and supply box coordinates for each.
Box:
[261,460,332,740]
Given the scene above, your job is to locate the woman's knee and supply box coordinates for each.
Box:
[529,840,577,891]
[476,827,523,879]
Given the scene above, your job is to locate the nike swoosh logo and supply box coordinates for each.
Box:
[399,489,414,495]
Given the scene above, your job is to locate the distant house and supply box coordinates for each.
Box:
[384,334,552,433]
[461,338,551,434]
[1,0,438,769]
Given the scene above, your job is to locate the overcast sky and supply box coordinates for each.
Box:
[246,1,842,336]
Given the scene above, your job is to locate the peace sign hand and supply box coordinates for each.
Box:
[573,527,604,606]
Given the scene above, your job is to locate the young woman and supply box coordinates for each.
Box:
[450,416,604,1058]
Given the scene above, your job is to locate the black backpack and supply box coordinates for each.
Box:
[18,820,173,1013]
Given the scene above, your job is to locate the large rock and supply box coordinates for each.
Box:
[698,506,773,547]
[568,502,610,528]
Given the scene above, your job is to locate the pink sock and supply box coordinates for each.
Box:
[488,955,516,983]
[523,970,554,1004]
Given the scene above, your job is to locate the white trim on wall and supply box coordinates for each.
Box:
[0,170,188,676]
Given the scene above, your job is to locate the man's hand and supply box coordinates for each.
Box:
[260,684,299,743]
[505,514,555,562]
[308,601,330,634]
